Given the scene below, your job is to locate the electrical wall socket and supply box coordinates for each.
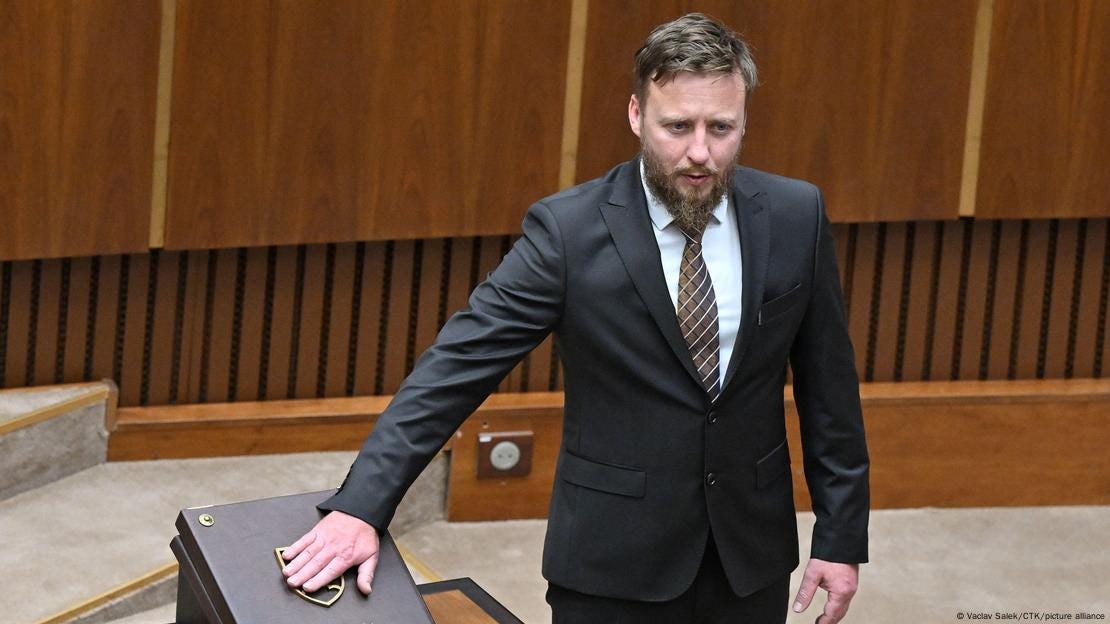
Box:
[476,431,533,479]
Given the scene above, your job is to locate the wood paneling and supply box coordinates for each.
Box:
[976,0,1110,218]
[447,397,564,522]
[128,382,1107,514]
[3,219,1108,405]
[0,1,160,260]
[165,0,570,249]
[575,1,977,222]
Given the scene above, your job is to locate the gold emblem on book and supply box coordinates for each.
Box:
[274,547,345,607]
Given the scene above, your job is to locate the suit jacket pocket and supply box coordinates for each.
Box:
[755,438,791,489]
[561,451,646,498]
[758,283,803,326]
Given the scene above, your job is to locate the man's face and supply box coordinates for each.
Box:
[628,71,746,232]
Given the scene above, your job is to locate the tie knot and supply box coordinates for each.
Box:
[680,225,706,245]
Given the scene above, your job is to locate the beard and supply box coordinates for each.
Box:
[641,141,735,235]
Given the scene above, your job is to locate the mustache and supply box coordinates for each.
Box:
[674,165,720,177]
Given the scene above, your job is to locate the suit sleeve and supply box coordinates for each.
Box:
[789,187,870,563]
[319,201,566,529]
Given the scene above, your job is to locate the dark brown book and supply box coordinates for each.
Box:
[170,489,435,624]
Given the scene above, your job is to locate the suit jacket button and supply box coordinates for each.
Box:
[707,410,718,424]
[705,472,717,486]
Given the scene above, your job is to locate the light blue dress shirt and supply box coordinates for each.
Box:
[640,161,743,389]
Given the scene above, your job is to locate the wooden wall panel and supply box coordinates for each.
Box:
[1073,220,1107,378]
[976,0,1110,218]
[3,220,1107,405]
[165,0,570,249]
[575,1,976,222]
[0,1,159,260]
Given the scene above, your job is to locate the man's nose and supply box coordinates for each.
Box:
[686,130,710,164]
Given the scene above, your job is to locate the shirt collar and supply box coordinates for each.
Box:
[639,158,728,233]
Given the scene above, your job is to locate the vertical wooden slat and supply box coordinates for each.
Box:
[52,258,71,383]
[846,224,877,380]
[403,240,425,377]
[1073,220,1107,378]
[1013,221,1050,379]
[413,239,447,371]
[89,255,121,385]
[1096,219,1110,378]
[352,241,387,396]
[35,259,62,385]
[324,243,357,398]
[313,244,336,398]
[62,257,91,382]
[201,248,238,403]
[1036,220,1064,378]
[1045,220,1078,378]
[4,261,32,388]
[262,246,298,400]
[225,248,248,402]
[117,254,150,406]
[985,221,1019,379]
[380,240,414,394]
[444,237,477,325]
[229,247,266,402]
[144,250,180,404]
[294,244,327,399]
[871,222,903,382]
[927,221,963,381]
[956,220,994,379]
[949,219,975,380]
[0,262,10,385]
[899,222,936,381]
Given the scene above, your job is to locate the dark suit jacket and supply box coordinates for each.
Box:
[321,158,870,601]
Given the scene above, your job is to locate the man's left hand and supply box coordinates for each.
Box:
[791,558,859,624]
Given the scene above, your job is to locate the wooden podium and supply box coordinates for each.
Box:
[170,490,522,623]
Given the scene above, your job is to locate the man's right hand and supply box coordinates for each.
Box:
[281,510,380,595]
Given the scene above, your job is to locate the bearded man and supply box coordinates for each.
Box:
[282,12,870,624]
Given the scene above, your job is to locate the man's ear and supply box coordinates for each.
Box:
[628,94,643,139]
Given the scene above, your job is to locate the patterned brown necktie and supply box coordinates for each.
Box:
[677,225,721,402]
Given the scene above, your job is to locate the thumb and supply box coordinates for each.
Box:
[793,567,821,613]
[356,551,379,595]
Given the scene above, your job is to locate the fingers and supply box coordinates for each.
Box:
[793,566,821,613]
[282,530,316,561]
[280,511,380,594]
[286,542,336,589]
[282,533,323,578]
[302,556,351,593]
[816,584,855,624]
[356,551,380,595]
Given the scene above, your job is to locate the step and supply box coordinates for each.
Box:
[0,381,115,501]
[1,451,446,624]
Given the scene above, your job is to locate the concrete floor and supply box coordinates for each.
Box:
[0,451,446,624]
[397,507,1110,624]
[109,504,1110,624]
[5,448,1106,623]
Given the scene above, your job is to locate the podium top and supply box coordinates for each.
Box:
[173,489,434,624]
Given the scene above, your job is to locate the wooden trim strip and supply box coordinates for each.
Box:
[32,561,177,624]
[396,542,444,584]
[114,392,566,428]
[149,0,177,248]
[0,383,112,436]
[557,0,589,190]
[958,0,994,217]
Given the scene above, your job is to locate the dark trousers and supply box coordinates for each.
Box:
[546,534,790,624]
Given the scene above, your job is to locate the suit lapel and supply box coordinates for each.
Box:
[722,175,770,393]
[599,161,704,389]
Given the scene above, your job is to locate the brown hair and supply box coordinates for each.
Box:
[633,13,758,104]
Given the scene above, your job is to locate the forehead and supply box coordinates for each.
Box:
[644,71,746,117]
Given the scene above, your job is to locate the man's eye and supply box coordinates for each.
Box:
[669,123,687,132]
[713,124,733,134]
